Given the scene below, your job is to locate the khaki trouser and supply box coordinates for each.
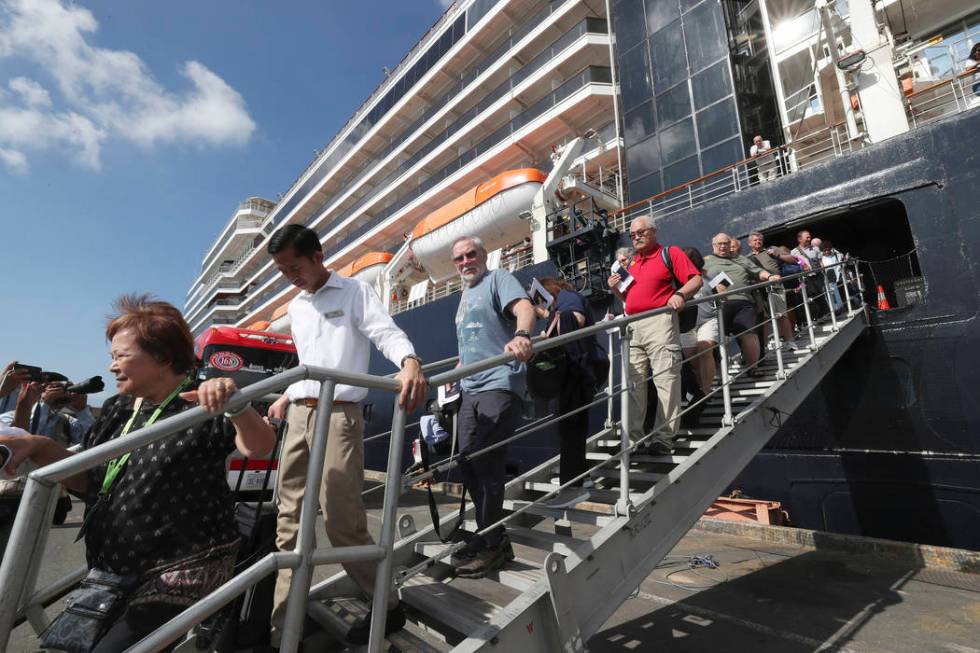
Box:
[270,402,390,642]
[627,311,682,446]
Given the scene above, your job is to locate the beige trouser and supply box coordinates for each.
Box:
[627,312,682,446]
[270,402,390,641]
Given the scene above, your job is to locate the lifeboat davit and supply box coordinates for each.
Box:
[337,251,393,289]
[411,169,545,282]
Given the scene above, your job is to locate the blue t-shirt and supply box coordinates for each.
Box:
[455,269,529,395]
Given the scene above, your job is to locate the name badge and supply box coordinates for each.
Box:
[323,309,344,319]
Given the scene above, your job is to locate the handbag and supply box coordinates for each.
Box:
[660,246,699,333]
[40,568,137,653]
[527,314,567,400]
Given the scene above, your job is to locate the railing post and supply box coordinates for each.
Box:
[715,302,734,427]
[617,325,632,515]
[841,262,854,316]
[279,379,337,653]
[823,267,839,332]
[799,277,818,350]
[367,400,408,653]
[732,167,741,192]
[605,331,615,429]
[766,286,786,379]
[0,477,58,647]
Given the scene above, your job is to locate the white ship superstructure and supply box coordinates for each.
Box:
[184,0,620,334]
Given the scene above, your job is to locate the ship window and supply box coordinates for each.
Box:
[626,133,662,179]
[684,0,728,73]
[614,0,646,52]
[645,0,680,36]
[696,97,739,148]
[659,118,696,165]
[624,101,656,147]
[692,60,731,110]
[656,81,692,127]
[620,41,653,111]
[650,20,688,93]
[663,155,700,190]
[700,136,742,173]
[629,171,663,204]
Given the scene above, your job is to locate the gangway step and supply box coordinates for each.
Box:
[503,499,614,525]
[399,575,505,642]
[588,468,665,484]
[506,526,590,558]
[594,438,706,449]
[307,596,451,652]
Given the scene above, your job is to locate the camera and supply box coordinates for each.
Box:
[64,376,105,395]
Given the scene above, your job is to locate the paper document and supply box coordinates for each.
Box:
[611,260,635,293]
[528,278,554,308]
[708,271,733,290]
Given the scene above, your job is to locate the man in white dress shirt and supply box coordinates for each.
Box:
[750,134,779,182]
[265,225,427,646]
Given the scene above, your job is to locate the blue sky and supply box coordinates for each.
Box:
[0,0,449,403]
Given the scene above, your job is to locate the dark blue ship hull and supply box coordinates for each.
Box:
[363,108,980,551]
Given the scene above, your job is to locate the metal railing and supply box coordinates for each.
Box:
[0,259,866,653]
[611,121,862,229]
[905,69,980,128]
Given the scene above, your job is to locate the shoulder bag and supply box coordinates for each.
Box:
[660,246,699,333]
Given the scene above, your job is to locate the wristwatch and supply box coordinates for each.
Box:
[401,354,423,367]
[514,330,532,340]
[224,402,252,419]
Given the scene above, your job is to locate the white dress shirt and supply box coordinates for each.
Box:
[286,272,416,403]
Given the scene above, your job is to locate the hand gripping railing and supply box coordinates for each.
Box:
[398,259,867,577]
[0,364,406,653]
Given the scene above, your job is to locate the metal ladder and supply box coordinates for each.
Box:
[304,310,867,651]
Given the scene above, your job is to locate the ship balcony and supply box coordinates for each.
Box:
[191,197,275,293]
[236,66,617,327]
[203,4,609,318]
[268,0,600,232]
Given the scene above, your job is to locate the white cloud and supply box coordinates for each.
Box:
[0,0,256,172]
[438,0,455,8]
[0,147,28,174]
[9,76,51,107]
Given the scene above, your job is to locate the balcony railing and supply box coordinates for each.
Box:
[390,242,536,315]
[613,121,861,228]
[239,65,613,317]
[905,69,980,129]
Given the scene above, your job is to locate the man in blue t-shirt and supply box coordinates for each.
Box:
[451,235,536,578]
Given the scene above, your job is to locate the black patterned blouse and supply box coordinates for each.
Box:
[82,394,238,576]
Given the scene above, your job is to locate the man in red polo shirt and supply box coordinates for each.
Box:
[608,215,702,454]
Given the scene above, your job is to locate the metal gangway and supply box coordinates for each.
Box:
[0,261,868,653]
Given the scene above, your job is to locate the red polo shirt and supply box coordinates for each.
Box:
[624,244,700,315]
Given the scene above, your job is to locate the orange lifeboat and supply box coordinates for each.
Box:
[338,252,393,288]
[411,169,545,282]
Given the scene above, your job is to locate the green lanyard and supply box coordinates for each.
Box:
[100,377,192,496]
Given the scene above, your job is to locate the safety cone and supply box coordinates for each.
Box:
[876,284,891,310]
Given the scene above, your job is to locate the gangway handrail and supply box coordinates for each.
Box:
[0,259,864,653]
[0,365,405,653]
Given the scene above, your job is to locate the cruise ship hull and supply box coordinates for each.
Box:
[361,108,980,551]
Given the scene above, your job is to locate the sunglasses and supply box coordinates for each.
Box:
[629,229,651,239]
[453,250,479,264]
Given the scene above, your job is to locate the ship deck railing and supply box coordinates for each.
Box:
[0,261,867,653]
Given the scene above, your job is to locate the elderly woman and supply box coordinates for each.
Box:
[0,295,275,652]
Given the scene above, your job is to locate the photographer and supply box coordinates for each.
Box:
[0,376,72,444]
[62,393,97,445]
[0,361,31,413]
[0,294,275,652]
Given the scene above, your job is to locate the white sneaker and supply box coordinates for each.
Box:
[543,487,590,509]
[782,341,799,351]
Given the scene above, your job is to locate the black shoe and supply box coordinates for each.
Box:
[454,542,510,579]
[345,603,407,645]
[647,441,673,456]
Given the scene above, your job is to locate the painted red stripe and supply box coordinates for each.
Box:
[228,459,279,471]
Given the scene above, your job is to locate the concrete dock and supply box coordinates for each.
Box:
[7,488,979,652]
